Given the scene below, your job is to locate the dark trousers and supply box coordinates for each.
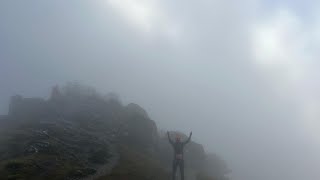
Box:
[172,159,184,180]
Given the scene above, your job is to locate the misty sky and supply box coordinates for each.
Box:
[1,1,320,180]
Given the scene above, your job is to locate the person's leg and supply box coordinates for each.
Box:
[172,160,178,180]
[179,160,185,180]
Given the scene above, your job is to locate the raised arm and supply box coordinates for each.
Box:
[183,132,192,145]
[167,131,174,145]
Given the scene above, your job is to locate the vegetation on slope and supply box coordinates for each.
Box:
[97,145,170,180]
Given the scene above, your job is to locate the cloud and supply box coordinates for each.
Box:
[1,0,320,180]
[251,7,320,147]
[102,0,181,40]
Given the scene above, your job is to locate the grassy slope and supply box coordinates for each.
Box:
[0,123,107,180]
[97,145,170,180]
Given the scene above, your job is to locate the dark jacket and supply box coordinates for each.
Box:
[167,133,192,159]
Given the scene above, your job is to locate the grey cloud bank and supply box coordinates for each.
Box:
[1,1,320,180]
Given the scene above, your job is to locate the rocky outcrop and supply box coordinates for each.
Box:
[50,85,62,101]
[117,103,159,152]
[0,84,230,180]
[125,103,150,119]
[202,153,231,179]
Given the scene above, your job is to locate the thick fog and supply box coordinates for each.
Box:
[1,0,320,180]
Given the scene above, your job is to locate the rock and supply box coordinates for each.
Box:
[126,103,149,119]
[119,103,159,151]
[202,153,231,178]
[0,83,230,180]
[25,145,39,154]
[50,85,62,101]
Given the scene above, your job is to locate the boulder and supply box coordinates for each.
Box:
[118,103,159,151]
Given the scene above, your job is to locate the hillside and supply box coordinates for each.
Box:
[0,83,230,180]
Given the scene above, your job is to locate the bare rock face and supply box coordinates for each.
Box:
[125,103,150,119]
[118,103,159,151]
[185,141,206,170]
[50,85,62,101]
[202,153,231,179]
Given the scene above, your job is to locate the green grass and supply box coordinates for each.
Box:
[0,125,110,180]
[97,145,170,180]
[0,154,90,180]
